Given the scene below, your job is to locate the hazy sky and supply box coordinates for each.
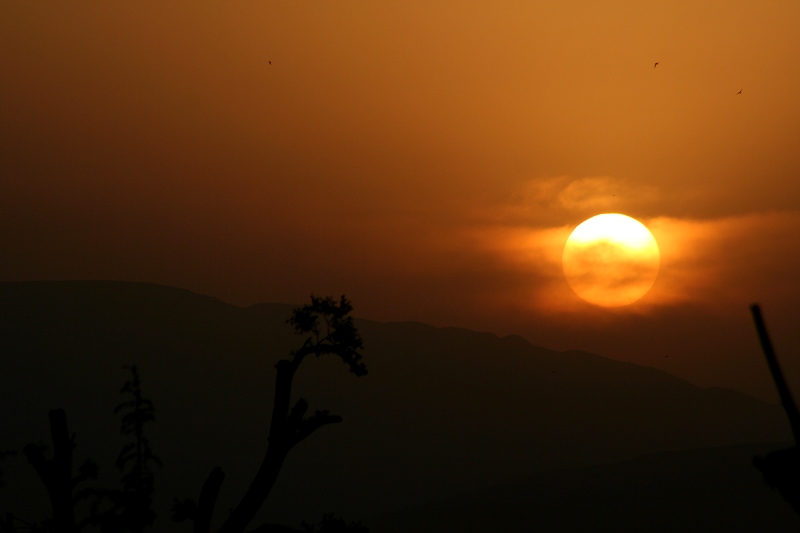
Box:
[3,1,800,401]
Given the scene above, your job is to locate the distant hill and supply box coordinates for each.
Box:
[368,442,800,532]
[0,281,793,531]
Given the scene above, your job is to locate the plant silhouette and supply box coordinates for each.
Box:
[750,304,800,516]
[93,365,162,533]
[23,409,100,533]
[19,366,161,533]
[175,295,367,533]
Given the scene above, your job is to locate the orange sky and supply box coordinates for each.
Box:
[3,1,800,401]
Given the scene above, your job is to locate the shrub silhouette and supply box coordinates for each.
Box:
[20,366,160,533]
[176,295,367,533]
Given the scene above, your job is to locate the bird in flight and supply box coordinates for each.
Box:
[268,60,272,65]
[654,62,659,68]
[736,89,742,94]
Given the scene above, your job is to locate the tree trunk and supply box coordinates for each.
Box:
[24,409,75,533]
[216,362,294,533]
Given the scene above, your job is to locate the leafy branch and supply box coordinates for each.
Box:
[179,295,367,533]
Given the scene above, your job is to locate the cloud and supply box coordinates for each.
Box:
[647,211,800,309]
[557,177,658,213]
[468,176,800,317]
[484,176,666,228]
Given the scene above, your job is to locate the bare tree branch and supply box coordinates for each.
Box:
[194,468,225,533]
[751,304,800,443]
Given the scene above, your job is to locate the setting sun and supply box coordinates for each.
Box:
[562,214,660,307]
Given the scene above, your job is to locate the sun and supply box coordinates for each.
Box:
[562,214,660,307]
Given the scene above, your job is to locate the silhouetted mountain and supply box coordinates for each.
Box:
[0,281,792,530]
[368,442,800,532]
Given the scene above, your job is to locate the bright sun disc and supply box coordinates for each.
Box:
[562,213,660,307]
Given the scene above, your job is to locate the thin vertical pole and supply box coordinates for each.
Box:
[751,304,800,444]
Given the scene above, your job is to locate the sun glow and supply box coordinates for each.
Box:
[562,214,660,307]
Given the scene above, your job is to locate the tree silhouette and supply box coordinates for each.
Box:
[94,365,162,533]
[750,304,800,516]
[178,295,367,533]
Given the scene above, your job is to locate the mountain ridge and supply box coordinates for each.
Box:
[0,280,792,530]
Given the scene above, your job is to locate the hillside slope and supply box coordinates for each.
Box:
[0,281,791,530]
[368,442,799,532]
